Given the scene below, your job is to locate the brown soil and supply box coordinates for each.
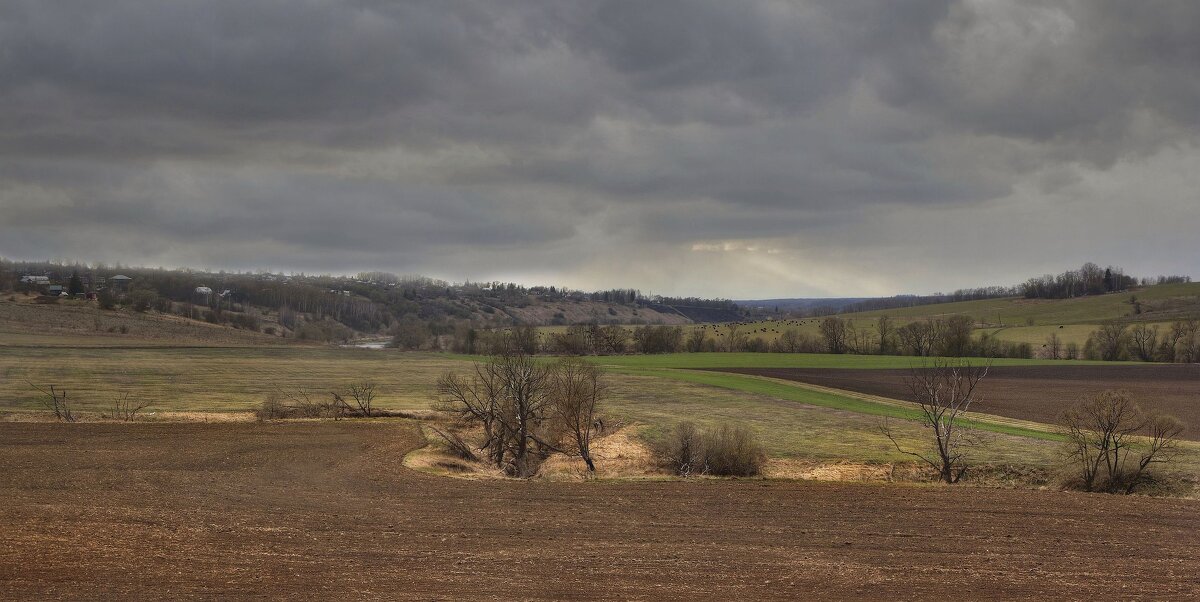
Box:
[3,421,1199,600]
[717,365,1200,439]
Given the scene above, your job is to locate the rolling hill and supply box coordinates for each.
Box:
[705,282,1200,348]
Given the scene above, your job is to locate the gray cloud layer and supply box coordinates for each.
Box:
[2,1,1198,296]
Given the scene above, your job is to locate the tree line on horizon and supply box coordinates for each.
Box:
[804,262,1191,317]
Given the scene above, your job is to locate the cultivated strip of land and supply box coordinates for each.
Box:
[718,365,1200,440]
[3,421,1199,600]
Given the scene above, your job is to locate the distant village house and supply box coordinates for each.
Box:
[109,274,133,291]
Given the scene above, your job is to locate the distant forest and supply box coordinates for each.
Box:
[801,262,1190,317]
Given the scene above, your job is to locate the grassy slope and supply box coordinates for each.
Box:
[603,372,1065,466]
[838,282,1200,324]
[0,296,288,347]
[525,283,1200,348]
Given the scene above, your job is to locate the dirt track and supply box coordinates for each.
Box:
[1,421,1198,600]
[717,364,1200,439]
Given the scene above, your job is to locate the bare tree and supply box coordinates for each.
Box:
[846,320,874,355]
[1044,333,1063,360]
[548,325,590,355]
[436,351,562,477]
[549,357,607,472]
[725,323,746,352]
[937,315,975,357]
[819,317,849,354]
[1161,320,1198,363]
[1064,341,1080,360]
[1177,319,1200,363]
[27,381,76,422]
[594,324,629,355]
[347,382,377,416]
[1089,320,1130,361]
[390,316,431,350]
[427,425,479,462]
[107,392,150,421]
[1060,390,1184,493]
[255,388,349,420]
[897,320,941,357]
[876,315,896,355]
[776,328,803,353]
[510,325,540,355]
[436,364,507,466]
[436,351,617,477]
[881,360,988,483]
[1126,324,1159,362]
[492,352,557,476]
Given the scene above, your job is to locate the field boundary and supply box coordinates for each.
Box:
[610,366,1065,441]
[724,372,1062,436]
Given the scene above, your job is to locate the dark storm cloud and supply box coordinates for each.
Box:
[1,1,1198,294]
[871,1,1200,151]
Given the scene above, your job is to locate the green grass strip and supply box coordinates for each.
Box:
[442,351,1068,440]
[611,366,1064,442]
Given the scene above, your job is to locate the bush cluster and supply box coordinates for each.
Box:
[659,422,767,477]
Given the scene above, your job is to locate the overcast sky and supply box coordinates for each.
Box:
[2,1,1198,298]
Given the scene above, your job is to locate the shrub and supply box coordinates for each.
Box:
[129,289,157,312]
[390,315,432,349]
[429,426,479,462]
[659,422,767,477]
[295,319,353,343]
[255,389,360,421]
[660,422,706,477]
[255,394,292,420]
[743,337,769,353]
[229,312,260,331]
[97,289,116,310]
[1060,390,1184,494]
[106,393,150,421]
[1085,321,1130,361]
[702,424,767,477]
[631,325,683,353]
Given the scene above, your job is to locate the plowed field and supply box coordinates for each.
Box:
[2,421,1198,600]
[715,364,1200,439]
